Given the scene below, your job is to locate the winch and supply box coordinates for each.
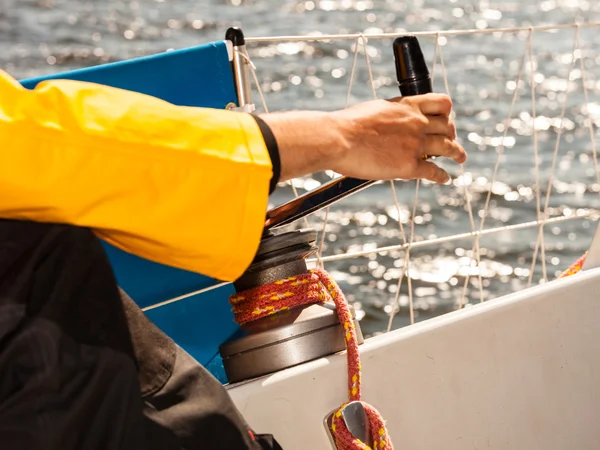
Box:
[219,228,364,383]
[219,27,433,385]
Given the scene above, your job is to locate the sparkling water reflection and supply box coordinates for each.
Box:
[2,0,600,336]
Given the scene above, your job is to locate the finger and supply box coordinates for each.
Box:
[424,115,456,139]
[416,160,450,184]
[423,136,467,164]
[409,93,453,116]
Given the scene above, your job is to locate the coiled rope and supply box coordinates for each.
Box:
[230,268,393,450]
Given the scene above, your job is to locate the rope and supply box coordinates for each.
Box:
[306,210,598,264]
[528,26,580,287]
[141,21,600,318]
[244,21,600,44]
[559,252,588,278]
[239,48,312,230]
[139,210,597,312]
[141,281,229,311]
[230,268,393,450]
[315,34,368,270]
[525,29,547,285]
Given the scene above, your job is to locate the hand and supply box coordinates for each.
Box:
[329,94,466,183]
[259,93,466,184]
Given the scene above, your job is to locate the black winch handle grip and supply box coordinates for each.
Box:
[264,35,432,231]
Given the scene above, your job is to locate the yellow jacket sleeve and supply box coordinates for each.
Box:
[0,70,272,281]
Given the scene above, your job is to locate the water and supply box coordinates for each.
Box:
[2,0,600,336]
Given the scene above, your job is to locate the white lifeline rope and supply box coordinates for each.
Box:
[143,209,599,312]
[142,22,600,313]
[403,181,420,326]
[454,29,530,308]
[385,181,410,331]
[385,40,448,330]
[141,282,230,312]
[525,30,548,286]
[528,26,581,287]
[307,210,599,263]
[430,32,486,307]
[238,50,312,230]
[383,41,443,331]
[245,21,600,44]
[316,34,366,267]
[577,29,600,188]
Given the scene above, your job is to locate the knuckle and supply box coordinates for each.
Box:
[410,112,428,132]
[427,134,444,148]
[439,96,453,114]
[403,97,421,110]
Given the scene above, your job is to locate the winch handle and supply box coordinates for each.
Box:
[263,35,432,230]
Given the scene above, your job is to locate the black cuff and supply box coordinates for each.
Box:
[251,114,281,194]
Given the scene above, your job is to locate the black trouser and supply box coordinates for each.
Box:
[0,220,282,450]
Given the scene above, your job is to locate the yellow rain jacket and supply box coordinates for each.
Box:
[0,70,273,281]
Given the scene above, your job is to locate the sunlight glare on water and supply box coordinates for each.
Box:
[2,0,600,335]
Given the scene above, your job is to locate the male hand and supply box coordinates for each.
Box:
[259,93,466,184]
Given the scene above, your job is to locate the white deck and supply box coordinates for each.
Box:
[227,267,600,449]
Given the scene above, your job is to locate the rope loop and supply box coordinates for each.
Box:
[230,268,394,449]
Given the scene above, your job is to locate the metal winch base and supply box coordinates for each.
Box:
[220,302,364,384]
[219,228,364,384]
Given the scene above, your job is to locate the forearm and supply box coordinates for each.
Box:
[0,70,272,280]
[258,110,350,182]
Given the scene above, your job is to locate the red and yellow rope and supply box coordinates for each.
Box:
[230,268,393,450]
[558,251,587,278]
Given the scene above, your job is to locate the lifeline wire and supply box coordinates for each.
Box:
[142,22,600,324]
